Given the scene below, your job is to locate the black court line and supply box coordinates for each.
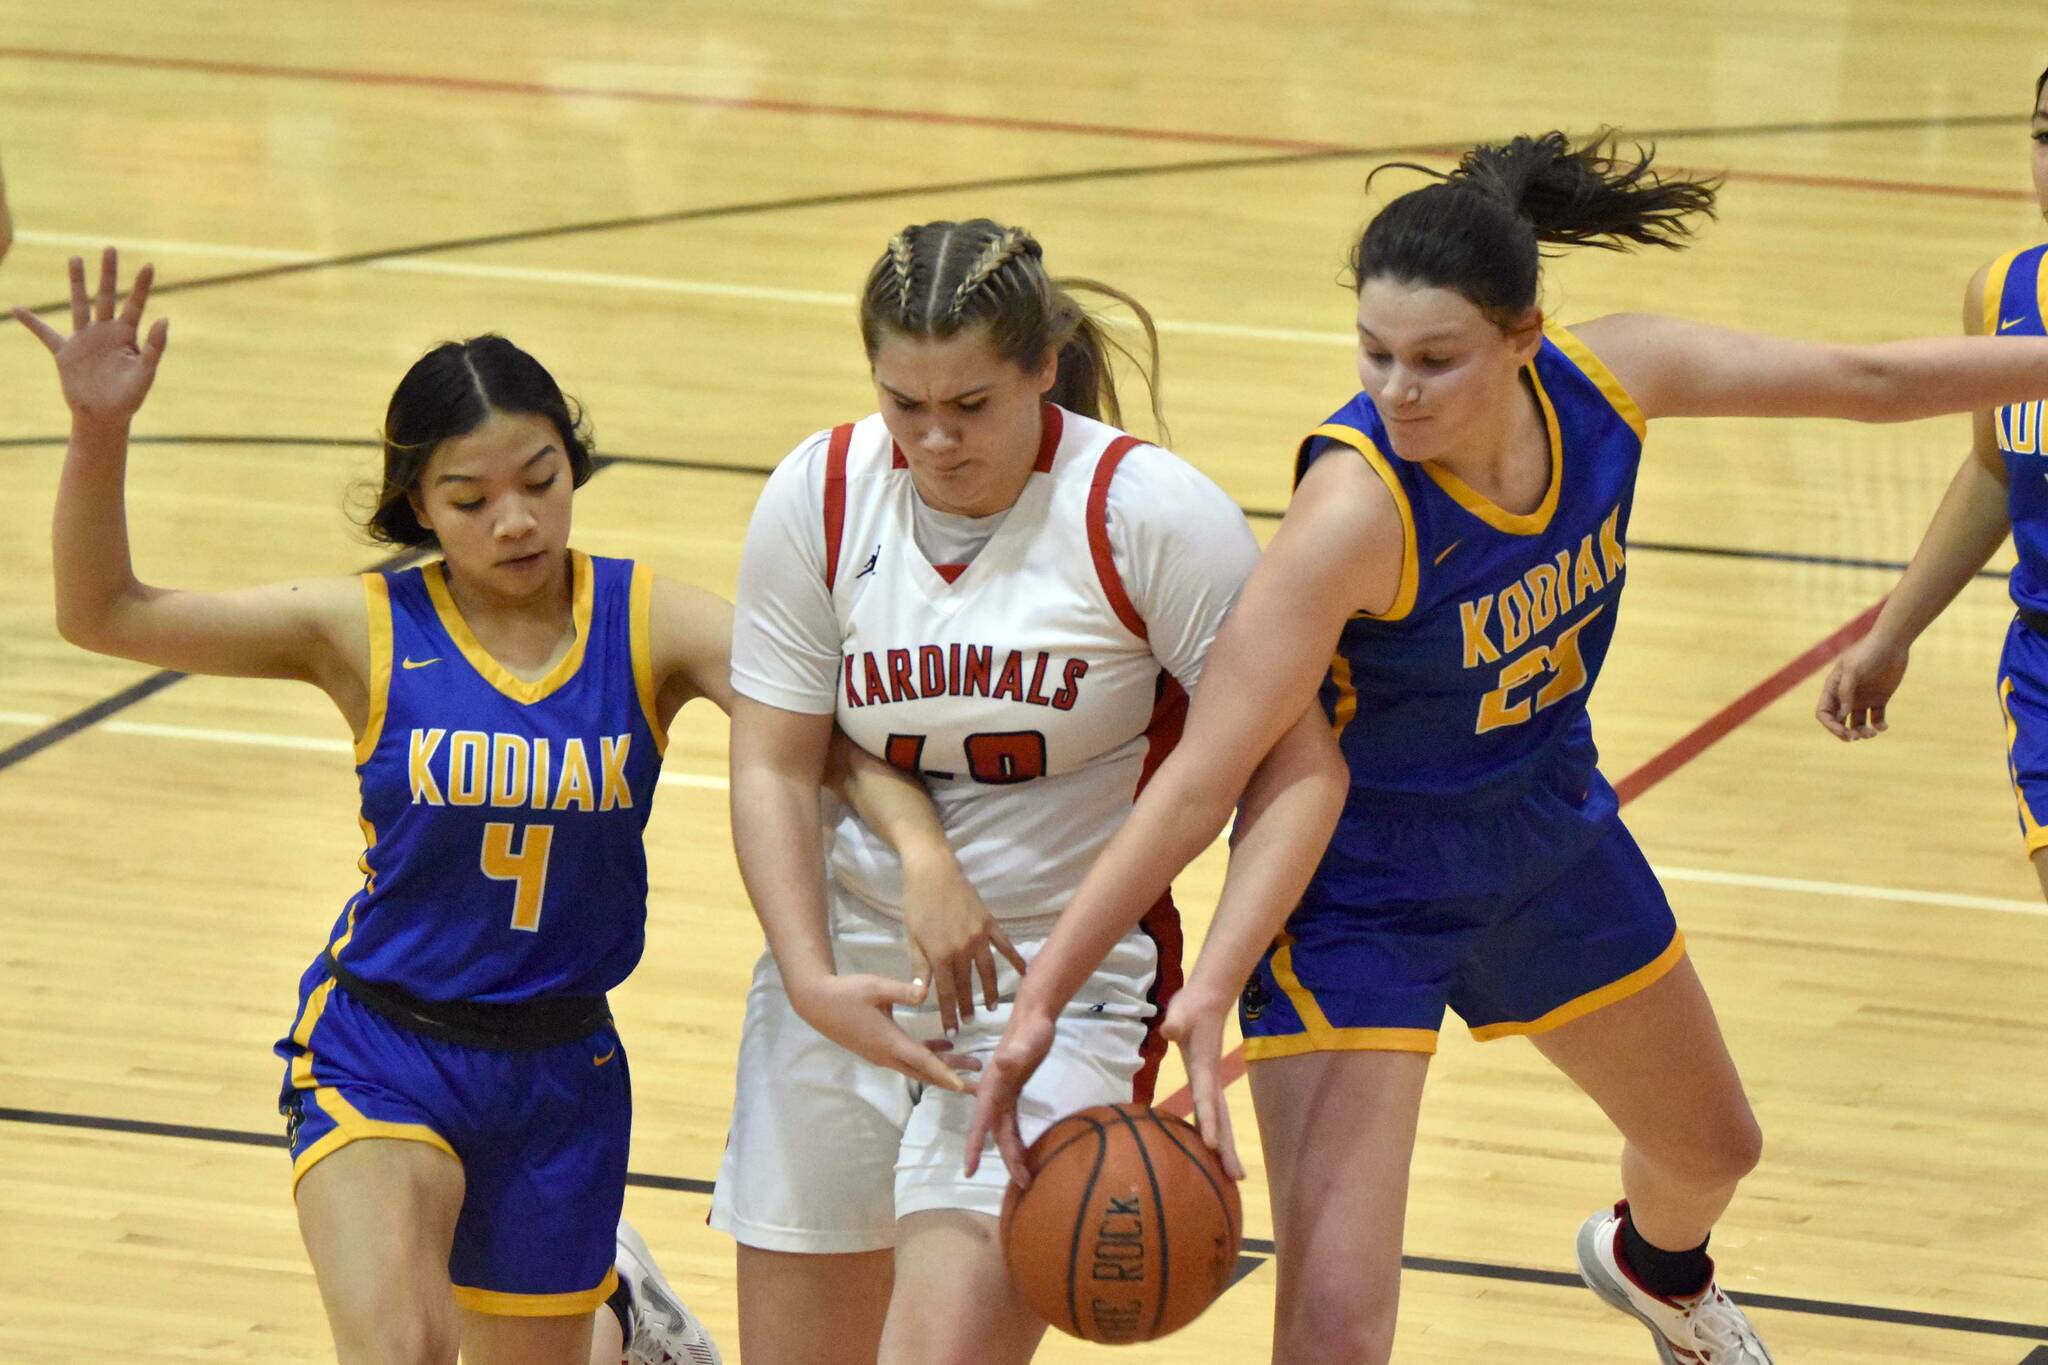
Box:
[0,539,431,775]
[2,1104,2041,1345]
[18,109,2026,318]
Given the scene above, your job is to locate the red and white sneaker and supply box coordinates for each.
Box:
[1575,1204,1776,1364]
[615,1219,723,1365]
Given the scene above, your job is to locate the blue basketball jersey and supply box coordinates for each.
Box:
[326,550,666,1003]
[1987,243,2048,617]
[1305,328,1644,798]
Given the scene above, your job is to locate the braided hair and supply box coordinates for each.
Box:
[858,218,1163,434]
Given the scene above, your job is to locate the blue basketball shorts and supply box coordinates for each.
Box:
[1239,805,1683,1058]
[1997,615,2048,855]
[274,965,630,1315]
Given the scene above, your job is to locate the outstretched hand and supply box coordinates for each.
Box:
[787,970,980,1093]
[15,247,169,424]
[962,1006,1056,1183]
[1158,987,1245,1180]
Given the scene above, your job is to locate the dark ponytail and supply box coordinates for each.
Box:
[858,220,1166,438]
[1351,130,1720,324]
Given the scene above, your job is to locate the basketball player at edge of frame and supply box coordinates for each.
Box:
[14,247,980,1365]
[1819,63,2048,898]
[969,127,2048,1365]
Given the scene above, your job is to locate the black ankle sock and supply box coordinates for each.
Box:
[605,1274,635,1341]
[1618,1205,1713,1299]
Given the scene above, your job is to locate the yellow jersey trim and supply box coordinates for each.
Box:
[1546,325,1646,440]
[453,1269,619,1317]
[288,1082,461,1196]
[1983,248,2024,335]
[1251,934,1442,1057]
[1467,930,1686,1041]
[628,562,669,753]
[1310,423,1419,622]
[1998,678,2048,852]
[422,549,594,705]
[1327,653,1359,741]
[1243,1028,1439,1060]
[353,575,394,764]
[1418,366,1564,537]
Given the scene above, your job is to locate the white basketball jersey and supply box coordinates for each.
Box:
[821,405,1189,923]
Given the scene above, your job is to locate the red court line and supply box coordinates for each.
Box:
[0,46,2032,206]
[1156,596,1886,1119]
[0,44,1347,154]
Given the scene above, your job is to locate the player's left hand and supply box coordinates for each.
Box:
[1159,985,1245,1181]
[901,845,1027,1033]
[1816,631,1909,741]
[963,1004,1056,1184]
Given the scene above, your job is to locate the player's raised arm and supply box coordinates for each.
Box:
[19,249,366,708]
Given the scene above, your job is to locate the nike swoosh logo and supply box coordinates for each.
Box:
[593,1046,617,1066]
[401,657,441,670]
[1434,540,1462,566]
[2002,316,2027,331]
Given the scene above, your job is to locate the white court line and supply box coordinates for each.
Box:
[17,229,1356,348]
[2,707,2040,917]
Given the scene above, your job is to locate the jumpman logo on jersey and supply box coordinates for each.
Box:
[856,545,881,579]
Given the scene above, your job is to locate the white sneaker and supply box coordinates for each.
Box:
[1575,1204,1776,1364]
[614,1219,723,1365]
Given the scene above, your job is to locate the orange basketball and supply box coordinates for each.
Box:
[999,1102,1243,1344]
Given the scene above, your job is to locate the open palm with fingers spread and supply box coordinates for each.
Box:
[15,247,169,424]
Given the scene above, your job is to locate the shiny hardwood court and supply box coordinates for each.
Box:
[1,2,2044,1360]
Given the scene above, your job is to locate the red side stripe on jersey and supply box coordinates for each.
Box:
[1034,402,1064,472]
[822,423,854,591]
[1130,673,1189,1104]
[1088,434,1149,641]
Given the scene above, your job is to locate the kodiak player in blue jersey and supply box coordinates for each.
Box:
[1818,65,2048,891]
[969,131,2048,1365]
[17,249,967,1365]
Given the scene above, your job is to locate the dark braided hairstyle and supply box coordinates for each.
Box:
[858,219,1165,436]
[1352,130,1721,326]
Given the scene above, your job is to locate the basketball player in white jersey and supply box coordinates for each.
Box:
[710,220,1343,1364]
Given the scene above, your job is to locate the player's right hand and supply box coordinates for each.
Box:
[963,1005,1056,1184]
[15,248,169,426]
[1816,634,1909,741]
[1159,985,1245,1181]
[786,971,977,1093]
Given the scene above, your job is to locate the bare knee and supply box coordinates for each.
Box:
[1277,1273,1398,1365]
[330,1307,458,1365]
[1656,1108,1764,1188]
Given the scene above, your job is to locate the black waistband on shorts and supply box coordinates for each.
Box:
[323,951,612,1051]
[2018,607,2048,639]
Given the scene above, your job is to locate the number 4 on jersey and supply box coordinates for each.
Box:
[481,822,555,931]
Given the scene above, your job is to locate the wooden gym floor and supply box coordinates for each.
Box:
[0,3,2044,1360]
